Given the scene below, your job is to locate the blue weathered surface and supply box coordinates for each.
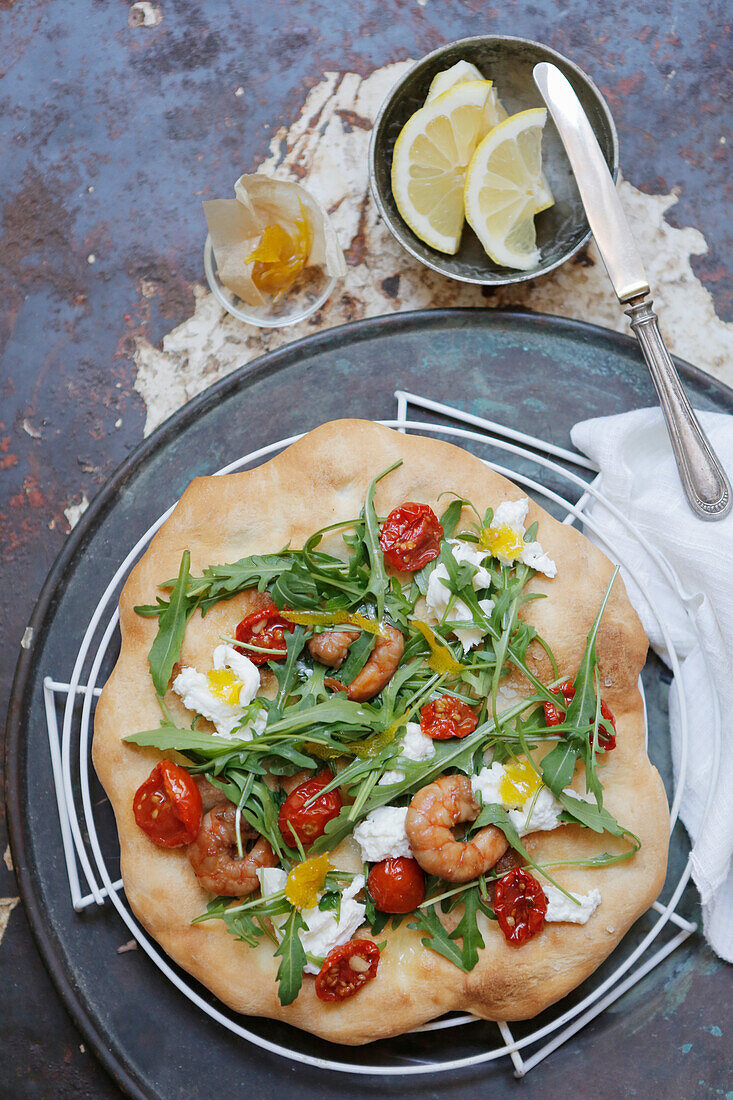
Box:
[1,2,730,1096]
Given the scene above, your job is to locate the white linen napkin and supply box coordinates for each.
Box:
[570,407,733,962]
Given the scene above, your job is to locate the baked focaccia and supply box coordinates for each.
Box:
[93,420,668,1044]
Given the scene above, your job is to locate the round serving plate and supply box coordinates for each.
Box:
[7,309,732,1100]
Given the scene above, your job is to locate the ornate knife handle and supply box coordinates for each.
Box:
[625,297,731,520]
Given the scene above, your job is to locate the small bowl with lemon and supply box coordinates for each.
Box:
[369,36,618,285]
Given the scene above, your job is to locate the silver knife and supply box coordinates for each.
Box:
[534,61,731,521]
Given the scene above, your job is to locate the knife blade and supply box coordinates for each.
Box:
[533,62,648,302]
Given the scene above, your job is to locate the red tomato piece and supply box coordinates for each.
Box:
[315,939,380,1002]
[543,680,616,750]
[379,502,443,572]
[235,607,294,665]
[367,857,425,913]
[494,867,547,946]
[277,770,342,847]
[133,760,202,848]
[420,695,478,740]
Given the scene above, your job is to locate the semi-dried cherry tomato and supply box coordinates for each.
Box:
[368,857,425,913]
[420,696,478,740]
[543,681,616,750]
[277,770,342,847]
[235,607,294,665]
[379,502,443,572]
[494,867,547,946]
[133,760,202,847]
[315,939,380,1001]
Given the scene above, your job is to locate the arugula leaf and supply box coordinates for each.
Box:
[147,550,192,696]
[439,497,472,538]
[409,906,468,970]
[332,630,375,685]
[125,726,248,754]
[274,909,307,1005]
[449,886,485,970]
[565,567,619,733]
[540,741,580,796]
[558,791,633,839]
[471,802,532,863]
[363,460,401,619]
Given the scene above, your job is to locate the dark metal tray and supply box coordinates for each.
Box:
[7,309,732,1100]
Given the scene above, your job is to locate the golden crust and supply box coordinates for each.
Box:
[93,420,669,1044]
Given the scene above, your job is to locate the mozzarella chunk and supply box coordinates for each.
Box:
[257,868,367,975]
[543,884,601,924]
[353,806,412,861]
[425,564,495,652]
[378,721,436,785]
[299,876,367,974]
[424,536,496,652]
[447,538,493,588]
[258,866,287,897]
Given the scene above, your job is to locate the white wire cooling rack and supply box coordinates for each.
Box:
[43,389,716,1079]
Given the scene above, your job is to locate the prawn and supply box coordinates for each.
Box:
[405,774,508,882]
[308,622,405,701]
[307,630,360,668]
[346,623,404,702]
[187,803,278,896]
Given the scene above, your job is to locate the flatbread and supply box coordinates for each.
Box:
[93,419,669,1044]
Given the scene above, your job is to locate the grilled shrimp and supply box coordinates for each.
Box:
[307,630,360,668]
[405,775,508,882]
[346,623,404,701]
[187,803,277,896]
[308,623,405,701]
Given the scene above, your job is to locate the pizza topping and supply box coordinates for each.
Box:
[411,620,465,675]
[497,757,543,807]
[424,539,496,652]
[188,802,278,895]
[315,939,380,1001]
[367,857,426,913]
[419,695,478,740]
[283,608,390,637]
[379,502,443,572]
[405,774,508,882]
[544,681,617,750]
[278,770,342,847]
[378,721,435,785]
[479,497,557,577]
[542,883,601,924]
[133,760,203,847]
[172,644,263,739]
[353,805,412,862]
[235,607,295,665]
[494,867,547,945]
[285,854,333,910]
[471,760,593,837]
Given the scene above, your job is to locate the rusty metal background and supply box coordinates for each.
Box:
[1,1,731,1097]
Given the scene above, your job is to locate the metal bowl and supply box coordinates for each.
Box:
[369,35,618,286]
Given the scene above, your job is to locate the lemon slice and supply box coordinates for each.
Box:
[464,107,554,270]
[425,60,485,101]
[425,59,508,135]
[391,80,492,254]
